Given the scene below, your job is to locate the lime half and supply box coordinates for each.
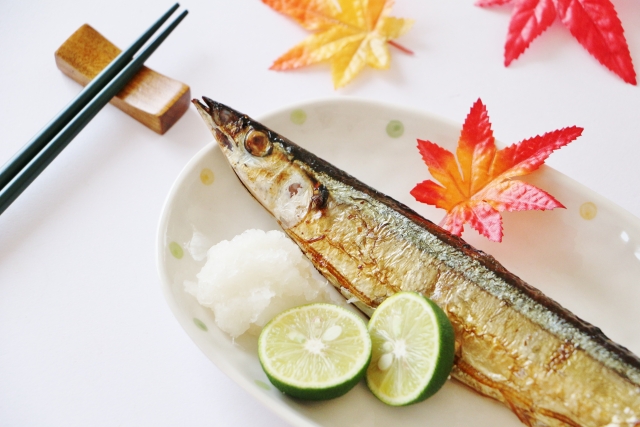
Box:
[258,303,371,400]
[366,292,455,406]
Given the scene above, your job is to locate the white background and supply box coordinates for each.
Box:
[1,0,640,425]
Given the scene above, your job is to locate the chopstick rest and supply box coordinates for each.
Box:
[55,24,190,134]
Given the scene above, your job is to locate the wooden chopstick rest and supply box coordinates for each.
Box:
[55,24,190,135]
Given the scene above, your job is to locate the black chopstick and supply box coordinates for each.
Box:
[0,6,188,216]
[0,3,180,193]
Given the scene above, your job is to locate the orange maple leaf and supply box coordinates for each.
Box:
[410,99,583,242]
[262,0,414,88]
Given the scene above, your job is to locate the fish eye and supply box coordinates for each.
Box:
[244,129,272,157]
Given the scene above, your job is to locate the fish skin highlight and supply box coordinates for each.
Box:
[192,97,640,427]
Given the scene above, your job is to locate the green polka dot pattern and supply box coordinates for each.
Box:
[386,120,404,138]
[290,109,307,125]
[193,318,208,331]
[169,241,184,259]
[255,380,271,390]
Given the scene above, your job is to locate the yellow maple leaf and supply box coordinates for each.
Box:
[263,0,413,88]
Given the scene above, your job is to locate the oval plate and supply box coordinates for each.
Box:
[157,99,640,427]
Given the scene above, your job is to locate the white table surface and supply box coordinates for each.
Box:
[1,1,640,425]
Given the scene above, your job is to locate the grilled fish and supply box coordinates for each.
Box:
[193,97,640,427]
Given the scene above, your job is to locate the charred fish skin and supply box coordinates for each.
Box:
[193,97,640,427]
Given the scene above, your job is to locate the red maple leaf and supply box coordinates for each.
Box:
[410,99,583,242]
[477,0,636,85]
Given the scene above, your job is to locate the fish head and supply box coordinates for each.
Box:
[193,97,325,229]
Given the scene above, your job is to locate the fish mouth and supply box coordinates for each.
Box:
[192,97,244,151]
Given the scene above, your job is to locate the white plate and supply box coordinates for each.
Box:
[156,98,640,427]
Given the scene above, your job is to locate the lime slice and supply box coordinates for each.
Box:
[366,292,455,406]
[258,303,372,400]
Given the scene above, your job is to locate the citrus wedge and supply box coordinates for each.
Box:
[366,292,455,406]
[258,303,371,400]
